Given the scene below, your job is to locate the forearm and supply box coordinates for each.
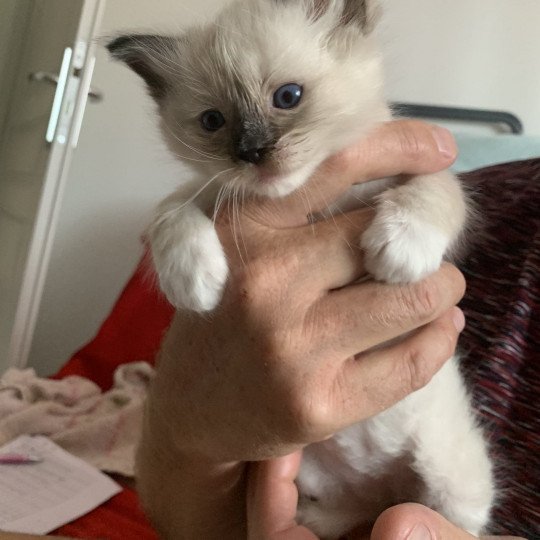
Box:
[137,416,248,540]
[136,319,248,539]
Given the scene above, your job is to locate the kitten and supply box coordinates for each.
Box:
[108,0,494,537]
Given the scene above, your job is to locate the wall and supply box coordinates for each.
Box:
[378,0,540,135]
[0,1,33,142]
[28,0,540,375]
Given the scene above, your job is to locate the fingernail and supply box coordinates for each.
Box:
[406,523,433,540]
[432,126,457,159]
[452,307,466,332]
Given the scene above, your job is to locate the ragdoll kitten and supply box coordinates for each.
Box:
[108,0,494,537]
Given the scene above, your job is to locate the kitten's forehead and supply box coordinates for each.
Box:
[181,30,259,112]
[182,0,324,106]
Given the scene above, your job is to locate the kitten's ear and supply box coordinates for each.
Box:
[294,0,380,34]
[340,0,380,34]
[106,34,179,101]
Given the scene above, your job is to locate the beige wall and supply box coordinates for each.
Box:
[379,0,540,135]
[0,1,33,140]
[29,0,540,375]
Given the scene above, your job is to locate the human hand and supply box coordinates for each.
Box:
[138,120,467,538]
[146,121,465,462]
[247,452,526,540]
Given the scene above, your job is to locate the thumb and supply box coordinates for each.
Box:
[369,504,525,540]
[246,120,457,229]
[247,451,318,540]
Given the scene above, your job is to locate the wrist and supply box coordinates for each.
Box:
[137,422,247,539]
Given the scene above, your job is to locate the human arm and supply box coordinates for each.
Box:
[136,121,467,539]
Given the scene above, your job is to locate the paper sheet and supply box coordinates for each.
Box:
[0,435,121,535]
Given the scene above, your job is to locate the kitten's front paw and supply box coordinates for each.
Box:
[361,204,449,284]
[154,222,229,312]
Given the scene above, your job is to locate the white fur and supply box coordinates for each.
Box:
[111,0,495,536]
[148,191,228,312]
[297,357,494,538]
[361,203,450,283]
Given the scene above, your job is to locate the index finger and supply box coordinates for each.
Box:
[245,120,457,228]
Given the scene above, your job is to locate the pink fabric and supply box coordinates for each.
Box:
[0,363,154,477]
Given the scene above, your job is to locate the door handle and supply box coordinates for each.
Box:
[29,69,103,102]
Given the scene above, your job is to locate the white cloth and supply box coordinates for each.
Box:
[0,363,154,477]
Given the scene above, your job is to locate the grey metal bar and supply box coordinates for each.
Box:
[391,103,523,134]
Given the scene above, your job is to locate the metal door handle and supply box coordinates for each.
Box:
[29,70,103,102]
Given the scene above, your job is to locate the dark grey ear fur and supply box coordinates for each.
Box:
[107,34,176,100]
[341,0,380,34]
[275,0,380,34]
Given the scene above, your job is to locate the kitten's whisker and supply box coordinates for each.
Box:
[229,180,247,268]
[347,193,377,211]
[163,121,216,159]
[171,118,227,161]
[171,151,213,164]
[235,183,249,266]
[312,182,355,253]
[240,184,250,258]
[163,121,226,161]
[177,168,234,212]
[300,185,317,236]
[225,183,240,264]
[212,183,229,224]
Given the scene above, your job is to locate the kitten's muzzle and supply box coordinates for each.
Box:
[233,120,274,166]
[236,146,270,165]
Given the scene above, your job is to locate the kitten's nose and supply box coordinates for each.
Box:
[236,147,268,165]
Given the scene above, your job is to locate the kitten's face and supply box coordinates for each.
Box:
[108,0,387,198]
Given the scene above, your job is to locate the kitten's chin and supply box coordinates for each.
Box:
[252,163,318,199]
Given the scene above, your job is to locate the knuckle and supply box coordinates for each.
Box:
[436,323,459,360]
[402,347,434,393]
[402,323,457,394]
[400,279,441,321]
[396,122,428,165]
[432,320,459,362]
[341,145,361,173]
[286,390,331,443]
[329,145,357,174]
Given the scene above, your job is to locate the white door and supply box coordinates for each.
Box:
[0,0,106,371]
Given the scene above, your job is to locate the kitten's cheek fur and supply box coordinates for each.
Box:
[149,203,228,312]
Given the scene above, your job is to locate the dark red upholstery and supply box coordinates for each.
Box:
[53,159,540,539]
[458,159,539,538]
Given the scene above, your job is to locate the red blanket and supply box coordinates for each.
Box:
[53,159,540,539]
[53,258,172,539]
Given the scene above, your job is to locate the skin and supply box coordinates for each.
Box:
[247,452,526,540]
[138,120,516,539]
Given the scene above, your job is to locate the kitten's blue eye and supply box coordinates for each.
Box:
[200,110,225,131]
[273,83,303,109]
